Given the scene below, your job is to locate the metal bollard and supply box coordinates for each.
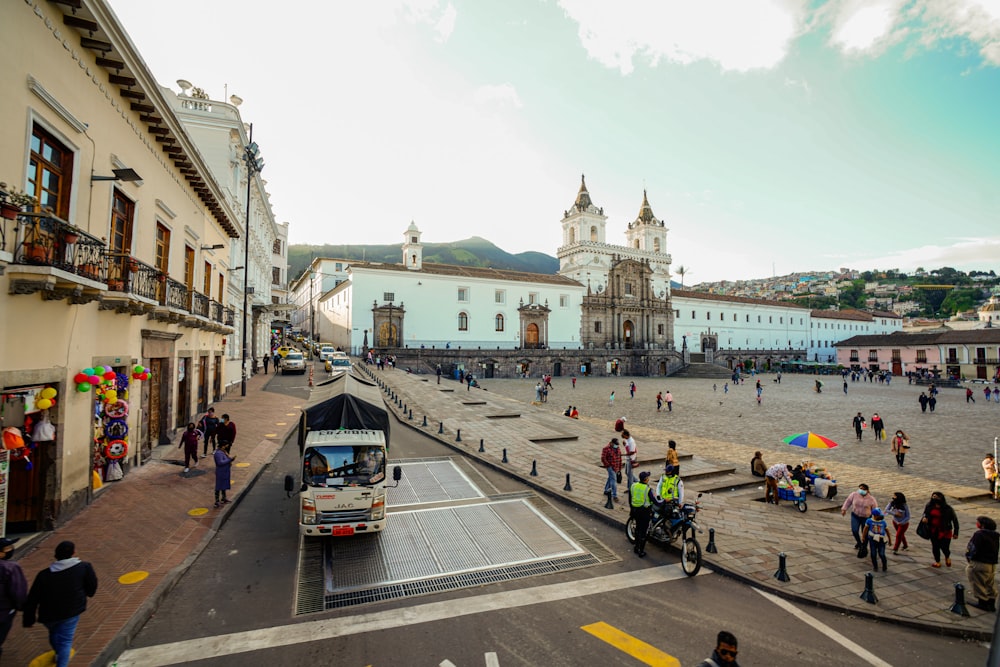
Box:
[530,460,538,476]
[438,421,444,434]
[478,438,485,453]
[705,528,718,553]
[859,572,878,604]
[773,552,790,582]
[502,448,508,463]
[456,429,462,443]
[563,473,572,491]
[604,491,615,509]
[403,403,407,412]
[422,415,428,427]
[408,409,413,420]
[951,583,970,617]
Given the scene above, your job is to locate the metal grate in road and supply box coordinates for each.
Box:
[388,459,484,507]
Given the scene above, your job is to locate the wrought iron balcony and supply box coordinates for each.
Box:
[191,291,210,318]
[224,307,235,326]
[13,213,105,279]
[210,300,224,323]
[165,277,188,311]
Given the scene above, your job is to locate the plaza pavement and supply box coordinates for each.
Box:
[369,366,1000,639]
[4,366,998,665]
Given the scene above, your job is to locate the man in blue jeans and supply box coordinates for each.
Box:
[23,541,98,667]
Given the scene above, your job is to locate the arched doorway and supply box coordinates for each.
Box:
[622,320,634,349]
[378,322,398,347]
[525,323,539,349]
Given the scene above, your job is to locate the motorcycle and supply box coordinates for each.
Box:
[625,493,704,576]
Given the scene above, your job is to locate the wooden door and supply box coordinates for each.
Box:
[148,358,166,446]
[198,355,209,413]
[622,320,634,349]
[176,357,190,427]
[213,356,222,401]
[525,323,539,348]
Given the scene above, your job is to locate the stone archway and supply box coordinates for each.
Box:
[623,320,634,349]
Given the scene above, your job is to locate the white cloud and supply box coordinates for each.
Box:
[829,0,906,54]
[435,3,457,42]
[850,237,1000,274]
[401,0,457,41]
[916,0,1000,66]
[558,0,807,73]
[473,83,524,109]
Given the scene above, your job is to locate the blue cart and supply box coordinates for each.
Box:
[777,485,808,512]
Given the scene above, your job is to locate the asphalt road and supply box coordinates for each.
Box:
[125,363,991,666]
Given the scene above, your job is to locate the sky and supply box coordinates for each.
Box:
[107,0,1000,284]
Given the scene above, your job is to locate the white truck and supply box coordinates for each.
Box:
[285,375,401,537]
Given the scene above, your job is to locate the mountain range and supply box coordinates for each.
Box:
[288,236,559,281]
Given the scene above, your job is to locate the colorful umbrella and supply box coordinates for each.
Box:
[782,432,839,449]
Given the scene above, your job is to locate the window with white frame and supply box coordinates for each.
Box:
[528,292,538,304]
[495,314,504,331]
[458,287,469,302]
[458,312,468,331]
[559,295,568,308]
[495,289,505,304]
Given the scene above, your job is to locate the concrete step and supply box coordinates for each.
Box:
[671,362,732,379]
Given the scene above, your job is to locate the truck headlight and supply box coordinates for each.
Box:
[371,492,385,521]
[302,497,317,524]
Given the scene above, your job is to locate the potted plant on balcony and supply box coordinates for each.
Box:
[127,256,139,273]
[156,271,168,284]
[0,183,37,220]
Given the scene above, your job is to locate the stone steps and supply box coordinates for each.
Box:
[671,362,732,379]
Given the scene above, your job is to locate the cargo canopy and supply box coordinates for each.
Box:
[298,374,390,451]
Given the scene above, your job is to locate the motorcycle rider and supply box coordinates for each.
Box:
[630,471,654,558]
[655,464,684,522]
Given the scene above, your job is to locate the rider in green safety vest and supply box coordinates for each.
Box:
[656,465,684,518]
[630,471,654,557]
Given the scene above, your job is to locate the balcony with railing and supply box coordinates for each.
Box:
[6,212,234,333]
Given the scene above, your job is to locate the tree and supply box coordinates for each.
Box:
[675,265,691,287]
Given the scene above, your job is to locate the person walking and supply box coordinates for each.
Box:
[919,491,960,568]
[843,379,848,394]
[0,537,27,662]
[600,438,622,502]
[216,413,237,451]
[23,540,98,667]
[571,374,576,389]
[966,516,999,612]
[870,413,885,441]
[918,392,929,412]
[862,508,892,572]
[609,390,615,406]
[665,440,680,476]
[841,484,878,550]
[273,349,281,372]
[263,354,270,375]
[622,430,638,489]
[928,393,937,412]
[198,406,221,457]
[967,387,976,403]
[178,422,202,473]
[890,430,910,467]
[852,412,866,441]
[629,381,636,398]
[213,442,236,508]
[695,630,740,667]
[884,492,910,555]
[764,463,794,505]
[664,390,673,412]
[630,471,654,558]
[656,392,663,412]
[983,453,998,500]
[436,364,442,384]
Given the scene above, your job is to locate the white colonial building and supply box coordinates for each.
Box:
[315,223,585,353]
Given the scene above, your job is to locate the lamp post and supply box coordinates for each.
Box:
[241,123,264,397]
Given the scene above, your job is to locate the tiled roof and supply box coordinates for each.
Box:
[810,308,872,322]
[672,289,806,310]
[834,329,1000,346]
[348,261,583,287]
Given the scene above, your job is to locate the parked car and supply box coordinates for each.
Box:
[281,351,306,374]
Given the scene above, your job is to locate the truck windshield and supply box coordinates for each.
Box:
[303,445,385,487]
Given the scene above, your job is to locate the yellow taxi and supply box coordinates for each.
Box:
[276,346,295,358]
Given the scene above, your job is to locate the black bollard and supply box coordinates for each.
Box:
[773,552,790,582]
[705,528,718,553]
[478,438,485,453]
[605,491,615,509]
[502,448,508,463]
[530,460,538,476]
[403,403,407,412]
[456,429,462,443]
[564,473,572,491]
[408,409,413,420]
[951,583,970,617]
[859,572,877,604]
[438,421,444,434]
[422,415,428,427]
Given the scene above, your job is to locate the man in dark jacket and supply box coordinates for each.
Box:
[216,413,237,450]
[966,515,1000,612]
[23,540,98,667]
[0,537,28,661]
[696,630,740,666]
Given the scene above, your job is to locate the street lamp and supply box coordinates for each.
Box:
[241,124,264,397]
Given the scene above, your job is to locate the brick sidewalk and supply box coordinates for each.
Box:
[3,372,301,666]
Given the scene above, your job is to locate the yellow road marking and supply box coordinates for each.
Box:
[275,422,287,426]
[188,507,209,516]
[264,433,278,438]
[234,462,250,468]
[581,622,680,667]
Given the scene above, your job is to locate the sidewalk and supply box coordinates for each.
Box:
[3,371,301,667]
[369,366,1000,640]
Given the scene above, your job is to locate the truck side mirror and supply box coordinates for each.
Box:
[284,474,296,498]
[393,465,402,482]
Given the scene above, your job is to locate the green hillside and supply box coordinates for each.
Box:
[287,237,558,281]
